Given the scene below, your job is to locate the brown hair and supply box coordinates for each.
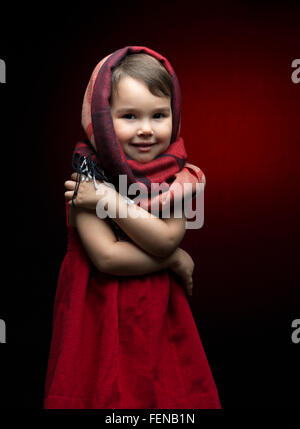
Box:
[110,53,172,102]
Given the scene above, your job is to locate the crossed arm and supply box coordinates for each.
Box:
[65,174,187,258]
[65,177,193,293]
[72,207,183,276]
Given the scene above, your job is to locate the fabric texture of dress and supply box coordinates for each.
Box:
[44,203,221,409]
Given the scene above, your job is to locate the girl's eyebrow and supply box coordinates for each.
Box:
[115,107,171,114]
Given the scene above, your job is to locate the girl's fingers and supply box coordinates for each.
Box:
[187,287,193,296]
[64,191,74,200]
[186,281,193,296]
[64,180,76,190]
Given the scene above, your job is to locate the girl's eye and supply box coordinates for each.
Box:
[153,113,165,119]
[122,113,165,120]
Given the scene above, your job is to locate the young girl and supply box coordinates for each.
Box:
[44,46,221,409]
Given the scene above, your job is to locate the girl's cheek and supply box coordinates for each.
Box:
[114,121,130,140]
[117,127,134,144]
[122,124,135,139]
[157,123,172,138]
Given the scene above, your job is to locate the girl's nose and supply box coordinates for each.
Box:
[137,128,154,137]
[137,120,154,136]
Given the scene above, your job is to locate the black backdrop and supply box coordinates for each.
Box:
[0,1,299,410]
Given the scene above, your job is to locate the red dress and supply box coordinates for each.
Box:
[44,203,221,409]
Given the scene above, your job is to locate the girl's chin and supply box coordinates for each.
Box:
[133,155,155,163]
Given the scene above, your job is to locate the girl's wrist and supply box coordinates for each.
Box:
[169,248,181,269]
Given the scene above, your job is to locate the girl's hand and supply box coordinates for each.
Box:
[169,248,195,296]
[64,173,109,210]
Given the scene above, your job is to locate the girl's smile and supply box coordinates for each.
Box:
[110,76,172,163]
[130,143,156,152]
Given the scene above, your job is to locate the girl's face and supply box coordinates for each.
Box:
[110,76,172,163]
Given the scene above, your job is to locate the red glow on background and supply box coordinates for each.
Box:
[20,1,296,321]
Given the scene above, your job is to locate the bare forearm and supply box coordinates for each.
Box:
[68,181,185,258]
[102,189,176,257]
[101,239,177,276]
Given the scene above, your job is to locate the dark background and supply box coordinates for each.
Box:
[0,0,299,409]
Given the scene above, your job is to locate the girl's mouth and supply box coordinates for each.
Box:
[131,143,157,152]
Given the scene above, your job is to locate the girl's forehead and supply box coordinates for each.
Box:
[111,76,171,109]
